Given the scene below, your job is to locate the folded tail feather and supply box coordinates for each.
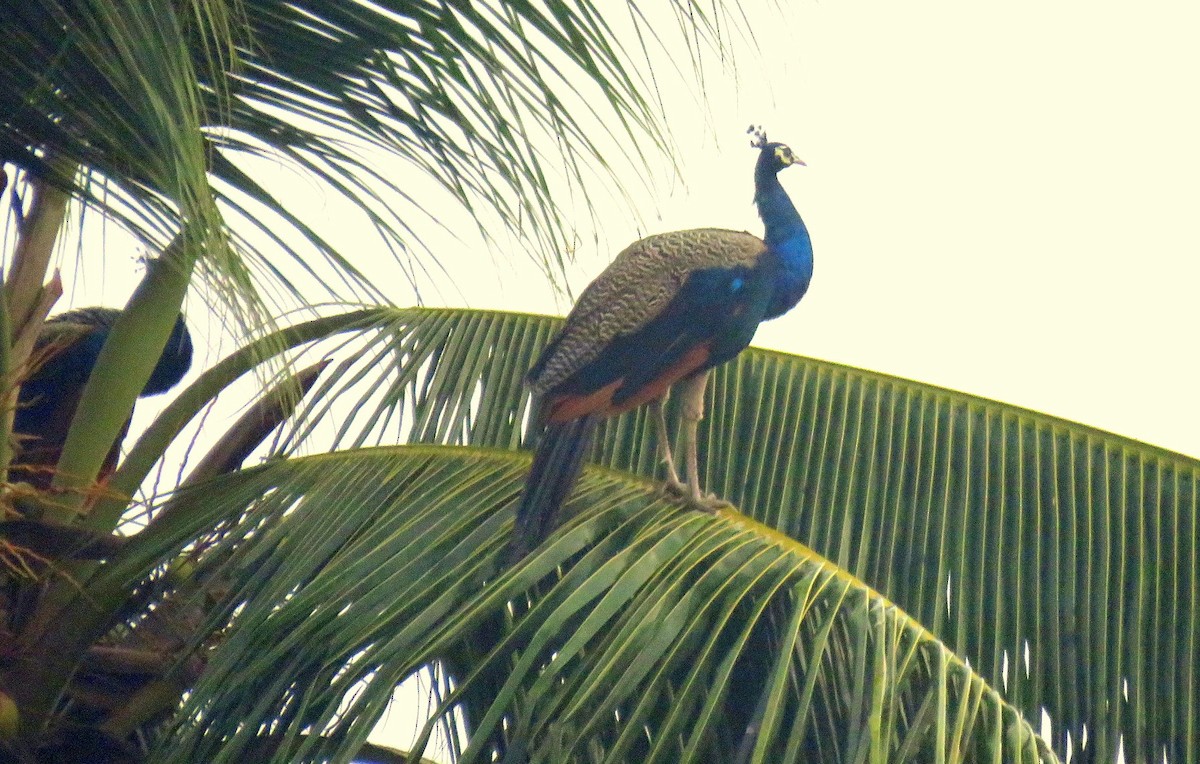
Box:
[506,414,598,564]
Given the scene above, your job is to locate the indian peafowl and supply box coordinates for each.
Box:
[11,306,193,492]
[509,128,813,561]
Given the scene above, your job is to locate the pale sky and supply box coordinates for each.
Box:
[52,0,1200,456]
[420,0,1200,459]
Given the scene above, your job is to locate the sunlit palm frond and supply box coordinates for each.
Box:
[211,306,1193,762]
[26,306,1185,761]
[87,446,1049,764]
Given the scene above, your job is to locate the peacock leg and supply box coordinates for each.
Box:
[674,371,732,512]
[651,398,687,493]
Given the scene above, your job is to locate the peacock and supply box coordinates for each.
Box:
[11,306,194,492]
[508,128,813,561]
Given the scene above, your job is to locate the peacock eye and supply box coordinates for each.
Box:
[775,146,793,165]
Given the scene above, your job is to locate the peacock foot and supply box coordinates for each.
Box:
[661,480,733,513]
[687,494,734,513]
[660,476,689,499]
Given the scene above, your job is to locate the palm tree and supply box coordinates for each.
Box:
[0,2,1195,763]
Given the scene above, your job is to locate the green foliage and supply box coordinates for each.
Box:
[3,0,757,757]
[28,306,1185,763]
[146,446,1056,764]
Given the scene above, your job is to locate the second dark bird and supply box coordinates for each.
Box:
[509,130,813,561]
[11,307,193,492]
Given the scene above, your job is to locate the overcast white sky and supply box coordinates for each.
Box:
[36,0,1196,459]
[51,0,1200,463]
[429,0,1200,459]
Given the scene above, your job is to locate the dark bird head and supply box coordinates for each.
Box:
[13,309,194,490]
[142,313,193,396]
[33,308,192,396]
[749,125,805,180]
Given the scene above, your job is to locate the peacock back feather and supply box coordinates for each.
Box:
[528,227,764,397]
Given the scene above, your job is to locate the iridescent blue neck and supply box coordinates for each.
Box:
[754,171,813,318]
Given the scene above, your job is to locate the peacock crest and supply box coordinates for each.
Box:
[747,124,769,148]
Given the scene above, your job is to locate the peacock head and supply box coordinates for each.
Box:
[748,125,805,176]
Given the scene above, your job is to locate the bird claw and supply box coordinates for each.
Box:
[660,480,732,513]
[686,494,733,514]
[660,478,689,499]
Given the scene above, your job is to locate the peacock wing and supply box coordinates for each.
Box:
[528,228,764,396]
[537,237,776,422]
